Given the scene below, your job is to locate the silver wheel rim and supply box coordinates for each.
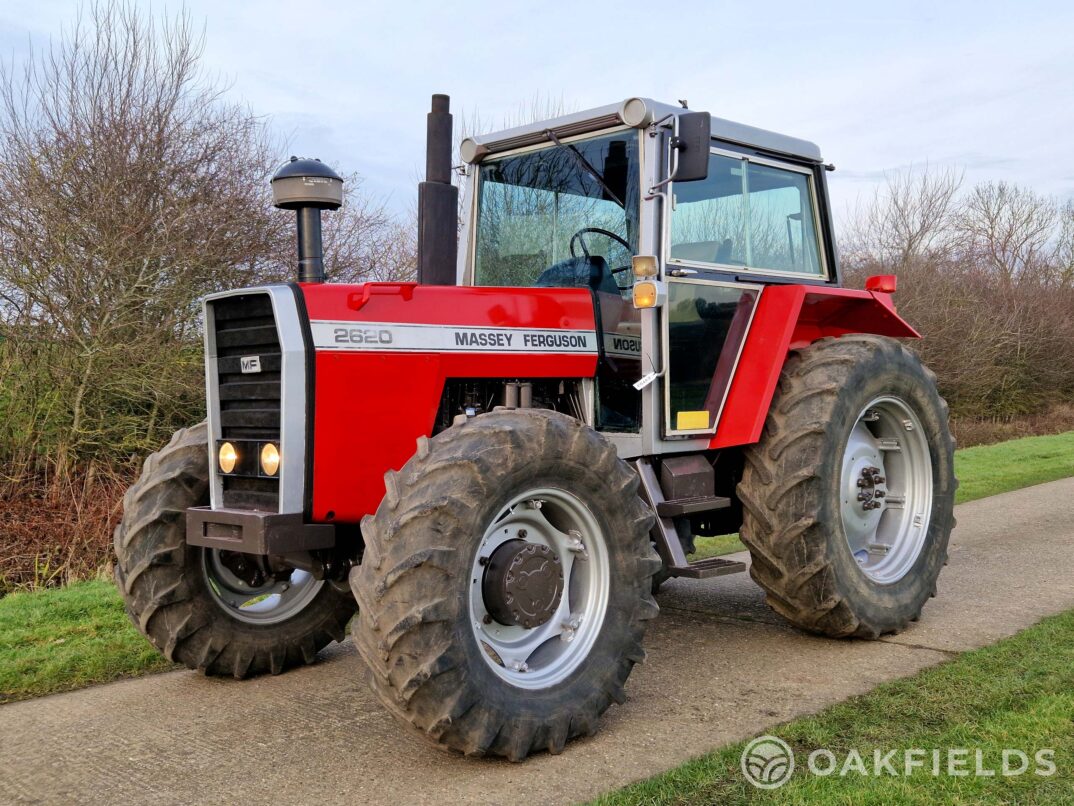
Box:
[202,550,324,625]
[840,396,933,584]
[469,487,611,690]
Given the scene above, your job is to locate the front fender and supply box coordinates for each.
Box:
[711,284,919,449]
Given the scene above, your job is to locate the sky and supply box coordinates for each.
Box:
[1,0,1072,225]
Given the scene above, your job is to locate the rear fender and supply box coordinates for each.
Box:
[710,284,918,449]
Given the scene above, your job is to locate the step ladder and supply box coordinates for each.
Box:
[633,458,748,580]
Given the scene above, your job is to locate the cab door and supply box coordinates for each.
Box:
[661,146,826,436]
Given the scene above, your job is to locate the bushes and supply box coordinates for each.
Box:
[0,466,132,591]
[843,169,1074,424]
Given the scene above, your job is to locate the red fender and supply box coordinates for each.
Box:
[709,285,919,449]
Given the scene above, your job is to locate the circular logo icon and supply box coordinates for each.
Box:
[741,735,795,789]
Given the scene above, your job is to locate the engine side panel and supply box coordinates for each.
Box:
[300,282,599,522]
[710,284,919,449]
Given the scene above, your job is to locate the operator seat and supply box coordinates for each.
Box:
[535,256,620,296]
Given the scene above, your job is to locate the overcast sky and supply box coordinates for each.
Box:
[2,0,1072,224]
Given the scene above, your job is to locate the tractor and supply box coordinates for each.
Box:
[114,94,956,761]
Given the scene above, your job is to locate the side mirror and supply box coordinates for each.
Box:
[672,111,711,183]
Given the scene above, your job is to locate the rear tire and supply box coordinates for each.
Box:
[737,336,956,638]
[351,409,660,760]
[114,422,356,677]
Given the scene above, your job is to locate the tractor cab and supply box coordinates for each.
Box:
[456,98,838,451]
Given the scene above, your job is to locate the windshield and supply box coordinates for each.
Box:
[473,130,641,290]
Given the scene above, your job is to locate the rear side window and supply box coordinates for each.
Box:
[670,152,823,276]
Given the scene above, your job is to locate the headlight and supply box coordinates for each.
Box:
[218,442,238,474]
[260,443,280,477]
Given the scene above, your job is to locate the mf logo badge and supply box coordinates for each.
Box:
[240,355,262,374]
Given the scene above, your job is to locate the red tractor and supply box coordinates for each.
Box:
[115,95,955,760]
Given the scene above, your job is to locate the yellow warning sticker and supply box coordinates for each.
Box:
[675,410,710,430]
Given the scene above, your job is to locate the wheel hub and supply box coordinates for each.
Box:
[482,539,563,629]
[839,398,934,584]
[855,464,888,511]
[216,550,272,589]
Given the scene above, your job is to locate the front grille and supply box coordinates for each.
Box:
[211,293,281,511]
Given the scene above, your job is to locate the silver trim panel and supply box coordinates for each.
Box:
[202,285,308,515]
[310,320,598,354]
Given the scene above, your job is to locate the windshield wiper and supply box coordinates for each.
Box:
[544,129,625,209]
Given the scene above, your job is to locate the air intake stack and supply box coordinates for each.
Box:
[271,157,344,284]
[417,94,459,285]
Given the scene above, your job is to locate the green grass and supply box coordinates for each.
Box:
[691,430,1074,560]
[594,608,1074,805]
[953,430,1074,505]
[0,580,175,702]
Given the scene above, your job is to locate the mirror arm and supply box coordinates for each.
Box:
[647,130,682,197]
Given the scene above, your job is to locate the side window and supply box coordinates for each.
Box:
[746,163,822,275]
[670,152,824,276]
[669,154,747,266]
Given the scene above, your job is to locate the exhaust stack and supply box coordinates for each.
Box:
[417,94,459,285]
[271,157,344,284]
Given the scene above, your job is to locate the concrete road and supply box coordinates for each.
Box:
[3,478,1074,806]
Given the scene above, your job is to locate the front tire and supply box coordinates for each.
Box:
[351,409,660,760]
[114,422,356,677]
[737,335,956,638]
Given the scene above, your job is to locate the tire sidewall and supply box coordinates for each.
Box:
[818,345,955,626]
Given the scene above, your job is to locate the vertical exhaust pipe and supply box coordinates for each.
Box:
[417,94,459,285]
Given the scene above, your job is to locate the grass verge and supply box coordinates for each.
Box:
[593,608,1074,805]
[0,579,175,702]
[692,430,1074,560]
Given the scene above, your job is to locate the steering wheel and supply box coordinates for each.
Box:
[570,227,631,259]
[569,228,634,288]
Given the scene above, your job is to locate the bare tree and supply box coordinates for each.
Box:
[0,3,288,465]
[956,181,1058,285]
[1054,201,1074,288]
[843,165,963,271]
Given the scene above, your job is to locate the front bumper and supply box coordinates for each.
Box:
[186,507,335,555]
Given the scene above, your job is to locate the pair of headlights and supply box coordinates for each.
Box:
[218,441,280,477]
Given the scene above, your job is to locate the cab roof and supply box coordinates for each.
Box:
[462,97,823,164]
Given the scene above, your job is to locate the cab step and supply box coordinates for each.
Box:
[655,495,730,517]
[668,556,747,579]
